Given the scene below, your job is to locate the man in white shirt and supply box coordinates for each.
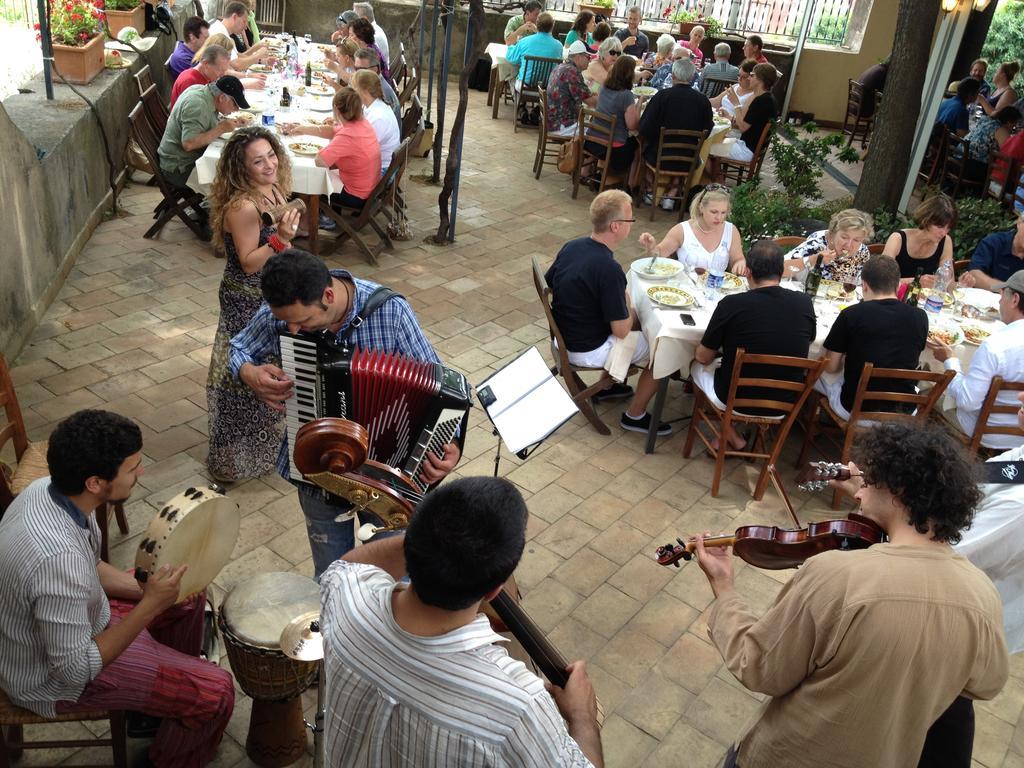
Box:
[353,1,389,67]
[208,0,267,69]
[320,476,603,767]
[931,270,1024,450]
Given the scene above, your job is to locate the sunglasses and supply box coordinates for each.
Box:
[608,50,621,57]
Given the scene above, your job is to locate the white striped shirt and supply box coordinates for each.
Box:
[320,561,593,767]
[0,478,108,716]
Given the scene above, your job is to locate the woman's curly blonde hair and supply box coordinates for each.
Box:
[209,126,293,253]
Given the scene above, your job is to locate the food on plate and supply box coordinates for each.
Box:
[632,86,657,97]
[646,286,694,307]
[249,64,272,73]
[642,261,681,276]
[306,87,333,98]
[229,111,255,123]
[289,142,322,155]
[962,325,991,345]
[927,327,960,346]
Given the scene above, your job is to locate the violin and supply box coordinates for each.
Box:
[655,514,886,571]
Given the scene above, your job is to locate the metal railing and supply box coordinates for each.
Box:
[0,0,38,27]
[483,0,865,49]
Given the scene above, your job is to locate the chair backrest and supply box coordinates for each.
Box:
[538,85,551,140]
[254,0,284,29]
[867,243,885,255]
[699,75,731,99]
[773,236,806,252]
[942,131,972,190]
[953,258,971,277]
[134,65,154,98]
[531,256,577,375]
[578,106,618,173]
[348,135,414,227]
[398,64,419,106]
[968,376,1024,455]
[748,120,775,180]
[401,93,423,142]
[0,354,30,511]
[723,349,825,421]
[521,55,562,90]
[139,84,169,137]
[128,101,179,199]
[846,364,954,426]
[651,128,707,180]
[846,79,865,119]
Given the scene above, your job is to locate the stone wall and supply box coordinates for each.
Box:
[0,31,177,361]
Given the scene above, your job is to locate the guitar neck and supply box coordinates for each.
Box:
[489,589,570,687]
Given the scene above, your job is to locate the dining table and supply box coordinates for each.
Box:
[627,263,1002,453]
[486,42,513,113]
[187,36,344,255]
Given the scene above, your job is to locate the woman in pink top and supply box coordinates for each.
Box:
[683,25,704,67]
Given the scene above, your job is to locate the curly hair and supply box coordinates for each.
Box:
[209,127,293,252]
[47,410,142,495]
[852,424,981,544]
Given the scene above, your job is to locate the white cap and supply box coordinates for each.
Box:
[566,40,589,56]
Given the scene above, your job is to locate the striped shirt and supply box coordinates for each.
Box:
[227,270,440,479]
[320,560,594,767]
[0,478,109,716]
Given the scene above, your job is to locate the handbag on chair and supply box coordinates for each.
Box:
[557,137,580,175]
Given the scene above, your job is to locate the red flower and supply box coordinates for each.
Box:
[33,21,40,28]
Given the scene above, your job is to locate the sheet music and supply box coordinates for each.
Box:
[478,347,578,454]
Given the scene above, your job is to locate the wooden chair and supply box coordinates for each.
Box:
[867,243,885,255]
[842,79,874,149]
[390,42,407,90]
[511,55,562,133]
[139,84,169,138]
[797,364,955,509]
[639,127,707,221]
[953,258,971,278]
[401,93,423,142]
[127,103,210,242]
[322,136,413,265]
[397,64,419,107]
[941,132,984,198]
[572,107,626,199]
[133,64,154,97]
[773,235,806,252]
[0,689,127,768]
[698,75,732,100]
[683,350,825,500]
[533,86,572,179]
[531,257,640,436]
[961,376,1024,457]
[254,0,285,32]
[0,355,128,558]
[918,123,948,187]
[720,120,773,186]
[984,151,1019,209]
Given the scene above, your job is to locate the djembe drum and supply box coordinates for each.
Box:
[218,572,320,767]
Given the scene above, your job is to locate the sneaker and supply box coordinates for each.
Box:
[661,197,675,211]
[592,382,634,402]
[318,212,337,231]
[620,411,672,436]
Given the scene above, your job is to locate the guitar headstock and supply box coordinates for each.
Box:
[797,461,850,492]
[655,538,694,567]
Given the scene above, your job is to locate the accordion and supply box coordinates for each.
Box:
[280,331,472,493]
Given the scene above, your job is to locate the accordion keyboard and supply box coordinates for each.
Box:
[280,333,321,482]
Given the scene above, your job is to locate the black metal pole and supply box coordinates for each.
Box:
[37,0,54,100]
[432,0,453,182]
[447,7,472,243]
[417,0,426,99]
[425,0,441,121]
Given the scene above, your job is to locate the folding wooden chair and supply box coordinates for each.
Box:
[720,120,773,186]
[682,349,826,500]
[0,355,127,558]
[698,74,732,99]
[134,64,154,96]
[572,106,626,199]
[139,83,169,138]
[533,86,573,179]
[398,63,419,107]
[127,103,210,242]
[961,376,1024,457]
[639,127,707,221]
[321,137,413,265]
[797,363,955,509]
[511,55,562,133]
[531,257,640,436]
[842,79,874,149]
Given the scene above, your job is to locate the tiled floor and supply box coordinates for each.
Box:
[6,88,1022,768]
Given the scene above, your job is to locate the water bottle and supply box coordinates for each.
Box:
[924,260,953,314]
[261,108,275,128]
[705,247,728,302]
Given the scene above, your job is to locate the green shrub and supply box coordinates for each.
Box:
[730,182,794,249]
[981,0,1024,86]
[771,123,860,206]
[949,195,1016,261]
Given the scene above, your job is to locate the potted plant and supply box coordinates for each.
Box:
[37,0,106,84]
[669,8,723,38]
[104,0,143,41]
[578,0,613,20]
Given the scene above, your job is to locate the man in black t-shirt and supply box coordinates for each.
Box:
[692,240,816,451]
[818,254,929,419]
[545,190,671,436]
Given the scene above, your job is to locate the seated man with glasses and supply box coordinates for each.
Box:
[355,47,401,121]
[545,190,671,436]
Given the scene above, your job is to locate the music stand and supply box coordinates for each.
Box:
[476,346,579,474]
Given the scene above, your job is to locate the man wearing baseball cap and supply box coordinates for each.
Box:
[931,269,1024,451]
[545,40,597,138]
[158,75,249,190]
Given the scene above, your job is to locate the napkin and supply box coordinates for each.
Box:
[604,331,647,382]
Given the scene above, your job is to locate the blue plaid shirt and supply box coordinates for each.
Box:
[228,269,441,479]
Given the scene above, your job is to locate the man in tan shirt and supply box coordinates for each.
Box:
[695,423,1009,768]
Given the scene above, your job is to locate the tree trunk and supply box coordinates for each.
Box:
[853,0,939,214]
[428,0,486,244]
[949,1,997,82]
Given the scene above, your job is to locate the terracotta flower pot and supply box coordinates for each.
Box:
[105,4,144,40]
[52,33,105,85]
[678,21,698,36]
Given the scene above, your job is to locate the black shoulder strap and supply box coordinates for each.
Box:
[337,286,400,346]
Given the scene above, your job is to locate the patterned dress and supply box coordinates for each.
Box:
[206,223,285,480]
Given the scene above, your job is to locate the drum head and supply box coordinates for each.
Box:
[222,572,320,649]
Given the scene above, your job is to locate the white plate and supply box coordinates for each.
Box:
[927,324,964,346]
[630,257,682,281]
[958,286,1000,311]
[646,285,694,307]
[306,97,333,112]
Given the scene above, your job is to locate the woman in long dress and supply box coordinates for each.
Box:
[206,127,300,481]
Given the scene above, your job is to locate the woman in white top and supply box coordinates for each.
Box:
[711,58,756,117]
[638,185,747,275]
[353,69,400,175]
